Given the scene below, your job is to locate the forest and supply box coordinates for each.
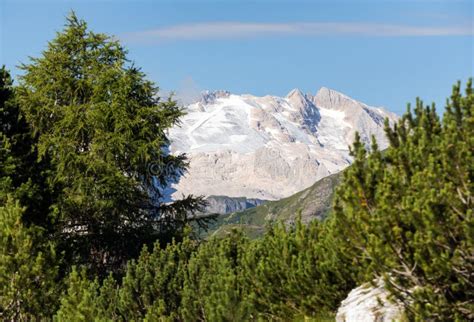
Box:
[1,14,472,321]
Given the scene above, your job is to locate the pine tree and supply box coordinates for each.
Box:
[117,233,197,320]
[0,197,59,320]
[55,267,101,321]
[55,221,351,320]
[16,13,205,274]
[180,230,254,321]
[331,80,474,320]
[241,219,353,319]
[56,232,198,320]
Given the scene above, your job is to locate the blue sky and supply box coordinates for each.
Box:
[1,0,473,114]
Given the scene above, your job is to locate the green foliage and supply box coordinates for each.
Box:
[0,197,59,320]
[56,221,350,321]
[55,268,102,321]
[180,230,255,321]
[0,66,55,229]
[0,66,17,199]
[117,234,197,320]
[56,233,198,321]
[0,66,61,320]
[15,13,205,274]
[241,219,353,319]
[331,80,474,320]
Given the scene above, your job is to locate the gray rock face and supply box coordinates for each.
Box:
[169,87,398,200]
[336,280,405,322]
[203,196,267,214]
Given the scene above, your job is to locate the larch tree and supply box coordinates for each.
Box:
[17,13,206,275]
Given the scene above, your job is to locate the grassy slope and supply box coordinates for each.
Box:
[207,172,342,238]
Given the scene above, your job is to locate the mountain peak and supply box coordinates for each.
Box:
[286,88,305,99]
[286,88,310,111]
[314,87,360,110]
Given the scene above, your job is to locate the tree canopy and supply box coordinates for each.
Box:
[13,13,205,274]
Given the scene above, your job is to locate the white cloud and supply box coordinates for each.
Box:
[122,21,473,43]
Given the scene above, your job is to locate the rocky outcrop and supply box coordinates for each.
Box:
[203,196,267,214]
[336,280,405,322]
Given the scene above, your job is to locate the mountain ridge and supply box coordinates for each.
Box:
[169,87,397,201]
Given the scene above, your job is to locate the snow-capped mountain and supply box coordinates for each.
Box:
[168,87,398,200]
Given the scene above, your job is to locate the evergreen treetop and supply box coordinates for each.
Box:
[16,12,205,274]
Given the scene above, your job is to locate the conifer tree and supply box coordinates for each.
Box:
[16,13,205,274]
[1,67,61,318]
[241,219,354,319]
[57,233,198,320]
[116,234,197,320]
[0,66,55,229]
[0,67,17,200]
[0,198,59,320]
[331,80,473,320]
[180,230,254,321]
[56,222,351,320]
[55,268,124,321]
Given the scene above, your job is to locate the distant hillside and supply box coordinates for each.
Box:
[205,171,342,238]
